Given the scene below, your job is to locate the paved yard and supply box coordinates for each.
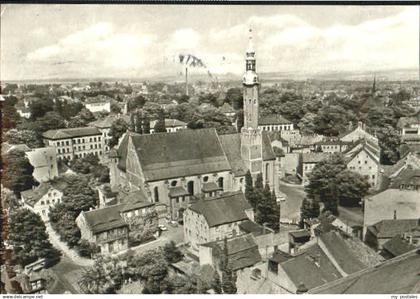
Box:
[279,181,306,223]
[49,256,88,294]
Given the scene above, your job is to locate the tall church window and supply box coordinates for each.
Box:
[265,163,269,180]
[187,181,194,195]
[218,177,224,190]
[154,186,159,202]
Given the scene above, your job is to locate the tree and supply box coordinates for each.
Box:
[110,101,121,114]
[49,175,98,248]
[211,270,222,294]
[305,154,347,215]
[335,170,370,207]
[299,198,320,228]
[298,112,317,135]
[8,208,60,266]
[108,118,129,148]
[29,98,54,119]
[2,149,35,195]
[2,96,21,131]
[163,241,184,264]
[225,87,243,110]
[244,170,257,209]
[220,238,237,294]
[376,125,401,165]
[255,184,280,231]
[154,108,167,133]
[4,129,43,148]
[313,105,356,136]
[143,114,151,134]
[128,95,146,110]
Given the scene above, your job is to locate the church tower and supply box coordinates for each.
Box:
[241,29,263,176]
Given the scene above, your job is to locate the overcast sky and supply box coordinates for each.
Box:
[1,5,419,80]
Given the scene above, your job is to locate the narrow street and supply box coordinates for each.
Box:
[278,181,306,223]
[45,222,94,267]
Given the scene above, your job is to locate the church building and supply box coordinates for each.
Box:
[109,30,279,221]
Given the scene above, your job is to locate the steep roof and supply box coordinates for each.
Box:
[219,102,235,114]
[189,191,251,227]
[382,235,417,257]
[368,219,420,239]
[259,114,293,125]
[389,168,420,188]
[239,219,272,236]
[302,152,329,164]
[202,234,262,271]
[119,128,232,181]
[150,118,187,128]
[2,143,31,155]
[280,243,343,290]
[26,147,56,168]
[270,249,293,263]
[81,204,128,234]
[21,180,68,207]
[43,127,101,140]
[218,134,248,177]
[319,231,367,274]
[309,249,420,294]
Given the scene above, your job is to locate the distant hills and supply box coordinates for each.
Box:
[2,68,418,85]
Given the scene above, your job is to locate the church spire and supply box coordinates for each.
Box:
[243,28,258,86]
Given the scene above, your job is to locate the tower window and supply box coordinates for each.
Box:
[254,99,256,104]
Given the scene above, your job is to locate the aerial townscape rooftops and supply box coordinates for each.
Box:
[2,5,420,295]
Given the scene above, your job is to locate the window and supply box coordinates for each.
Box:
[176,198,179,203]
[187,181,194,195]
[203,176,209,182]
[66,141,69,146]
[41,201,45,205]
[171,180,177,187]
[154,186,159,202]
[218,177,224,190]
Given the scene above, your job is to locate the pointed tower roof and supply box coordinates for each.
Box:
[247,28,255,54]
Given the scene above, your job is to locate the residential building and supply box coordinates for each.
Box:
[199,233,262,274]
[76,190,158,255]
[90,114,130,153]
[258,114,294,132]
[344,139,381,188]
[314,139,350,153]
[365,219,420,250]
[42,127,103,160]
[309,249,420,294]
[299,152,330,185]
[219,102,236,118]
[21,180,68,221]
[26,147,59,183]
[183,191,254,251]
[381,234,418,259]
[340,122,379,145]
[149,118,187,133]
[401,123,420,145]
[84,96,111,113]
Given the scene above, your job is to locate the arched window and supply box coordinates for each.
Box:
[171,180,177,187]
[187,181,194,195]
[265,163,269,180]
[154,186,159,202]
[218,177,224,190]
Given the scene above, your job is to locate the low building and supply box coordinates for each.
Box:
[381,234,418,259]
[183,191,254,251]
[84,96,111,113]
[363,189,420,238]
[299,152,329,185]
[309,249,420,294]
[76,190,158,255]
[265,231,381,294]
[21,180,68,221]
[26,147,59,183]
[149,118,187,133]
[42,127,103,161]
[315,139,349,153]
[401,124,420,145]
[199,233,262,274]
[258,114,294,132]
[365,219,420,250]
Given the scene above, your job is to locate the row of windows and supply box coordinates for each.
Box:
[40,198,60,205]
[74,136,102,144]
[75,144,102,151]
[260,125,292,131]
[74,151,102,158]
